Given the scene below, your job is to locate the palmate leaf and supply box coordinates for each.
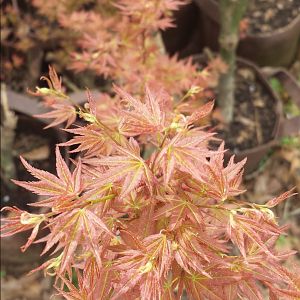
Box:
[197,143,246,202]
[45,65,63,91]
[114,0,187,31]
[261,263,300,299]
[265,188,297,208]
[238,279,264,300]
[37,208,113,275]
[89,138,156,197]
[183,268,265,300]
[154,192,204,230]
[35,103,77,129]
[171,224,229,278]
[0,207,46,252]
[225,208,285,259]
[186,100,215,125]
[57,259,116,300]
[155,128,215,184]
[181,265,271,300]
[27,66,76,129]
[60,124,114,157]
[112,233,173,300]
[12,147,84,209]
[184,274,225,300]
[231,254,300,298]
[28,65,66,101]
[266,283,300,300]
[181,266,243,300]
[115,85,166,137]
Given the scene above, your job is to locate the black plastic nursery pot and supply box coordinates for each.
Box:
[238,67,300,174]
[221,58,281,174]
[193,0,300,67]
[161,1,201,56]
[193,54,300,175]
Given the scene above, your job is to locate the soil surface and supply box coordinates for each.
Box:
[193,54,278,152]
[216,0,300,34]
[1,274,62,300]
[215,66,278,152]
[244,0,300,34]
[1,115,61,212]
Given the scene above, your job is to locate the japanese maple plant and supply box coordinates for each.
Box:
[1,1,300,299]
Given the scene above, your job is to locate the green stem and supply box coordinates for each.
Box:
[1,83,18,189]
[217,0,248,124]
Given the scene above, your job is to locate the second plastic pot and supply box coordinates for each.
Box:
[192,0,300,67]
[193,54,299,174]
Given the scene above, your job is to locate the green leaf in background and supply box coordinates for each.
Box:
[280,136,300,148]
[269,77,300,117]
[269,78,284,95]
[0,270,6,278]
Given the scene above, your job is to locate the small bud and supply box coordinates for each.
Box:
[139,260,153,274]
[92,52,100,59]
[187,86,203,96]
[36,87,52,96]
[33,87,67,99]
[45,253,63,276]
[169,114,186,132]
[110,236,122,246]
[260,207,275,222]
[20,212,45,225]
[171,241,179,251]
[79,111,98,123]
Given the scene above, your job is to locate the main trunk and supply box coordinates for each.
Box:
[217,0,248,124]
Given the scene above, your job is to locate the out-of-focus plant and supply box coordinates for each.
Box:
[57,0,211,98]
[1,0,210,97]
[1,0,79,89]
[1,0,114,90]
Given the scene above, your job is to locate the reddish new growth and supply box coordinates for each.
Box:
[1,67,299,300]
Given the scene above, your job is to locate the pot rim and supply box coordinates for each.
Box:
[6,88,71,161]
[6,89,88,125]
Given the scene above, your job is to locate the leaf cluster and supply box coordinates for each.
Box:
[1,69,299,299]
[1,1,299,299]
